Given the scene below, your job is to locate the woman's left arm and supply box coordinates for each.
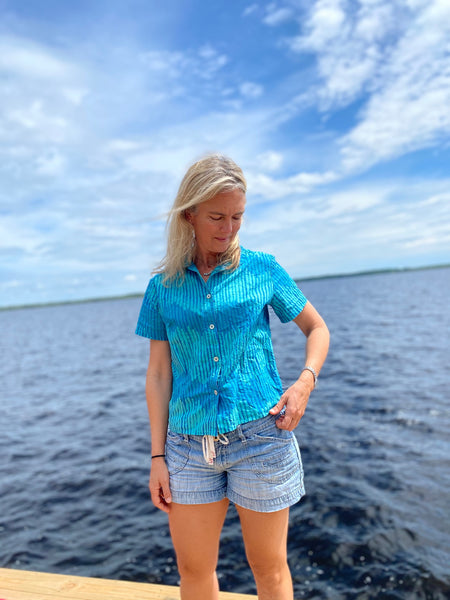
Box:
[270,301,330,431]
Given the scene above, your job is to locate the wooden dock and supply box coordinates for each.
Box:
[0,568,256,600]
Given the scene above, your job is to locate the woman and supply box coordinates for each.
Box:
[136,154,329,600]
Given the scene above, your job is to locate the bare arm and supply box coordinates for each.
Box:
[270,301,330,430]
[146,339,173,512]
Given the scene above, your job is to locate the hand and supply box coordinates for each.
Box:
[149,459,172,513]
[269,379,312,431]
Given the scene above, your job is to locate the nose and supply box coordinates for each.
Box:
[220,218,233,233]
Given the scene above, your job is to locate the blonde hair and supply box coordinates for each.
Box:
[155,154,247,285]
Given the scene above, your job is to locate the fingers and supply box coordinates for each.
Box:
[273,394,306,431]
[149,469,172,513]
[272,382,311,431]
[275,411,297,431]
[150,483,172,513]
[270,396,296,429]
[269,397,286,415]
[161,481,172,506]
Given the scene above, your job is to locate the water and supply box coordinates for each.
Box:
[1,267,449,599]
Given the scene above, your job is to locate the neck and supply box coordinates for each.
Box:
[195,251,219,272]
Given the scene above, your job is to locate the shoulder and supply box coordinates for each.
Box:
[144,273,163,291]
[144,271,194,302]
[239,247,275,271]
[150,272,166,287]
[142,272,166,300]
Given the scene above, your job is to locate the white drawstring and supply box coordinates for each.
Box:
[202,433,229,464]
[202,435,216,464]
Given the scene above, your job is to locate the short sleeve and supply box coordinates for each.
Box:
[270,256,307,323]
[135,277,168,340]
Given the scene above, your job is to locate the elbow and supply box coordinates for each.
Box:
[308,319,330,353]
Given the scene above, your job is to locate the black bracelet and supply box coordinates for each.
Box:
[151,454,166,459]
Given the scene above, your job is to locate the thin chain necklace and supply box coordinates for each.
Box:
[201,264,217,277]
[198,258,218,277]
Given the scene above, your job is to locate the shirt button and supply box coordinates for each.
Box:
[213,356,219,362]
[214,390,218,396]
[209,324,215,330]
[206,293,212,299]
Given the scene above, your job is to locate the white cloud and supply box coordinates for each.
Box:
[323,188,385,217]
[1,3,449,306]
[0,35,75,79]
[421,192,450,206]
[242,176,450,278]
[35,151,66,176]
[293,0,347,49]
[243,4,258,17]
[340,1,450,170]
[240,82,264,98]
[403,233,450,250]
[0,35,89,179]
[256,151,284,172]
[287,0,398,107]
[3,279,22,289]
[62,88,88,105]
[279,1,450,174]
[247,169,338,199]
[264,3,294,26]
[140,44,228,83]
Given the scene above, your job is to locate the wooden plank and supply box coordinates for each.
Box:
[0,569,256,600]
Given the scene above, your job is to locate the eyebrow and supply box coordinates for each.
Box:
[209,210,245,216]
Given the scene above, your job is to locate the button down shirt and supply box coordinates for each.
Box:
[135,248,307,435]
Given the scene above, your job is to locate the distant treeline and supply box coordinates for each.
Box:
[2,263,449,311]
[297,262,450,283]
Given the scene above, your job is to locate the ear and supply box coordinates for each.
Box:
[184,209,194,224]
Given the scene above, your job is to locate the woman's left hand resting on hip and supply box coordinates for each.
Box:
[270,300,330,431]
[270,378,313,431]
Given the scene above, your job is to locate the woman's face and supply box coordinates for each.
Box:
[186,189,246,257]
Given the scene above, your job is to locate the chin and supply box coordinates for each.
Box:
[215,242,231,252]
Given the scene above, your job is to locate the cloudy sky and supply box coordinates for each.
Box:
[1,0,449,307]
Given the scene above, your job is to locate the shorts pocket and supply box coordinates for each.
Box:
[165,430,190,475]
[249,416,293,444]
[248,427,299,484]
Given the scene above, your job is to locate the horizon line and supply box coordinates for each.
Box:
[1,262,448,312]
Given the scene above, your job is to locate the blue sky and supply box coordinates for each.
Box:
[1,0,449,307]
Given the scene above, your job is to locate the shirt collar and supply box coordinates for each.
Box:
[186,246,248,274]
[186,262,229,275]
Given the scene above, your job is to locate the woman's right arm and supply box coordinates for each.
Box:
[146,339,173,513]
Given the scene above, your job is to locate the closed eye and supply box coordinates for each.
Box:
[209,214,244,221]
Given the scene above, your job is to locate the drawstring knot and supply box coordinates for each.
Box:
[202,433,229,464]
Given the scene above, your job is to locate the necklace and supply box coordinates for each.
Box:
[203,271,213,277]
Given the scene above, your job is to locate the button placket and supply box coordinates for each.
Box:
[205,282,221,402]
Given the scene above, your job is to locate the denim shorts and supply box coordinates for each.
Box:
[165,413,305,513]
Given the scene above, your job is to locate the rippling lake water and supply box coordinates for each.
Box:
[1,267,449,599]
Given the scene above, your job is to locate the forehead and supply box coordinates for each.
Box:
[200,189,246,213]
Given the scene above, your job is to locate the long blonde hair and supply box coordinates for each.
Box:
[155,154,247,285]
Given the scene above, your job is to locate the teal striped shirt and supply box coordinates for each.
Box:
[135,248,307,435]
